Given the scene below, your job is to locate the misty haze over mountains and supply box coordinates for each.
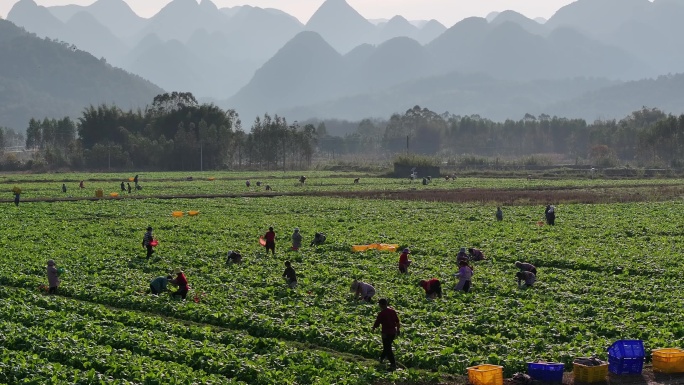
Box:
[4,0,684,130]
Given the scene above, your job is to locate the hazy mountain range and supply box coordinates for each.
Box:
[4,0,684,129]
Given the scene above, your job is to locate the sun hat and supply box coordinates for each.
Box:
[173,268,183,274]
[47,260,55,266]
[294,227,299,232]
[403,248,410,253]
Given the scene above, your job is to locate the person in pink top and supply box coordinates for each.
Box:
[398,248,412,274]
[264,227,276,255]
[454,259,473,292]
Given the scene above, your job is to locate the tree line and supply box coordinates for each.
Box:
[7,93,684,171]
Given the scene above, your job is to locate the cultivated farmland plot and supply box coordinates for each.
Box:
[1,173,684,384]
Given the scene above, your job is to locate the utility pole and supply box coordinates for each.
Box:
[406,135,409,154]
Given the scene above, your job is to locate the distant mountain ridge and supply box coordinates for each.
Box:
[5,0,684,124]
[0,19,163,131]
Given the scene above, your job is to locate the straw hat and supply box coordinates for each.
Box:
[47,260,55,266]
[173,268,183,274]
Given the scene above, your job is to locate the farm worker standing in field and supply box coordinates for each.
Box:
[246,179,251,188]
[515,261,537,275]
[454,260,473,293]
[127,183,132,193]
[516,271,536,288]
[79,180,84,189]
[142,226,155,258]
[496,207,503,221]
[372,298,400,371]
[62,184,67,193]
[13,191,20,206]
[419,278,442,299]
[398,248,412,274]
[351,280,376,302]
[264,227,276,255]
[545,205,556,225]
[120,182,125,192]
[46,260,60,294]
[170,268,189,299]
[291,228,302,250]
[283,261,297,289]
[149,275,172,295]
[311,232,326,246]
[468,248,486,261]
[134,175,139,185]
[227,250,242,264]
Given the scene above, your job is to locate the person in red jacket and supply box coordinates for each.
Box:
[398,248,412,274]
[264,227,276,255]
[170,268,189,299]
[419,278,442,299]
[372,298,400,371]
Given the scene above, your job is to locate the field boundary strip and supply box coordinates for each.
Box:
[2,185,684,204]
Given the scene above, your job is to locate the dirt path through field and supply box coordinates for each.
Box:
[2,185,684,205]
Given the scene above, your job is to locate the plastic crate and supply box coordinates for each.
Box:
[467,364,503,385]
[608,356,644,375]
[573,362,608,383]
[527,362,564,383]
[653,349,684,373]
[608,340,644,359]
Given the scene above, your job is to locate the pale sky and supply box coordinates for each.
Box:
[1,0,578,26]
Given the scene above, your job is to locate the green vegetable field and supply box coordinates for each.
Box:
[2,172,684,384]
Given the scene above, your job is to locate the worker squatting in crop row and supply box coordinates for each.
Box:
[43,205,548,371]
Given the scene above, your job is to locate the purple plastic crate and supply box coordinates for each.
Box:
[527,362,564,383]
[608,357,644,375]
[608,340,645,359]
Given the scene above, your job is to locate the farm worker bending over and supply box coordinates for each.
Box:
[246,179,251,188]
[496,207,503,221]
[468,248,486,261]
[142,226,155,258]
[372,298,400,371]
[170,268,189,299]
[227,250,242,264]
[283,261,297,289]
[311,232,326,246]
[419,278,442,299]
[264,227,276,255]
[47,260,60,295]
[291,228,302,250]
[398,248,412,274]
[517,271,536,288]
[454,260,473,293]
[457,247,469,263]
[545,205,556,225]
[150,275,172,295]
[515,261,537,275]
[351,280,376,302]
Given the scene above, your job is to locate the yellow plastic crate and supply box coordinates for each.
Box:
[467,364,503,385]
[653,349,684,373]
[573,362,608,383]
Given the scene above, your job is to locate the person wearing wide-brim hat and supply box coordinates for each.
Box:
[46,259,60,294]
[170,268,189,299]
[398,248,412,274]
[291,227,302,251]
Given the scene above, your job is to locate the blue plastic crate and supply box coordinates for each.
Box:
[608,356,644,375]
[527,362,564,382]
[608,340,645,359]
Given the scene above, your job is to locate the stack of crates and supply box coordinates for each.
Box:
[608,339,645,375]
[466,364,503,385]
[653,348,684,373]
[528,362,564,383]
